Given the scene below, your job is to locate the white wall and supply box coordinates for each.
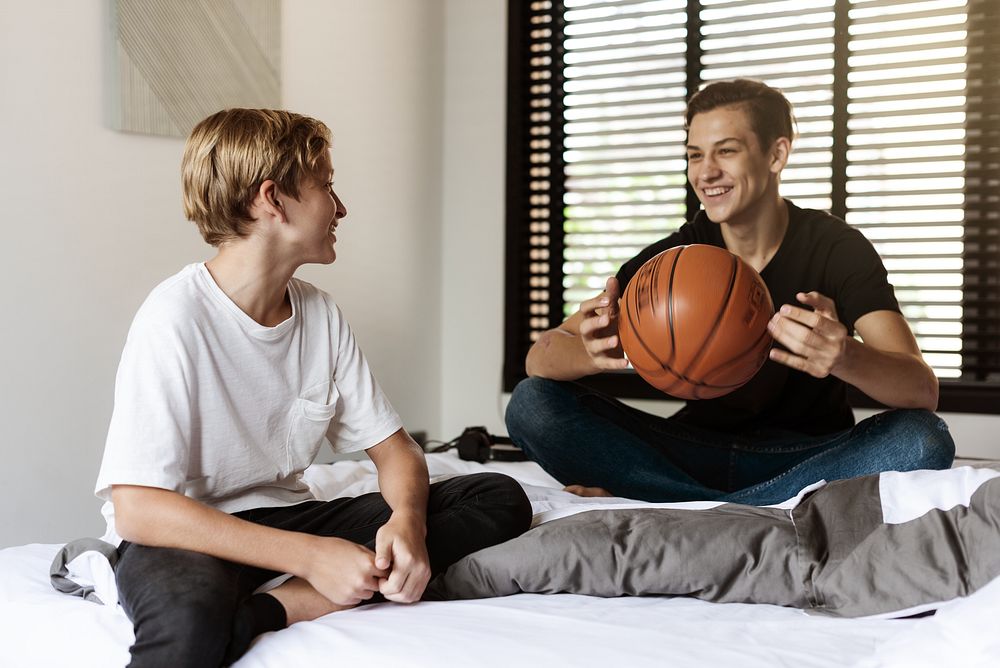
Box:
[440,0,510,438]
[0,0,444,547]
[437,0,1000,457]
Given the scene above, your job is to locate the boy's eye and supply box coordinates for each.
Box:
[687,153,701,160]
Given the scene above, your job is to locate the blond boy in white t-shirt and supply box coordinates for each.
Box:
[95,109,531,667]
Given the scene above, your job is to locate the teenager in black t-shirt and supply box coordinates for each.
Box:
[505,79,954,505]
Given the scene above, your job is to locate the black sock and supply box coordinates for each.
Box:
[222,594,288,666]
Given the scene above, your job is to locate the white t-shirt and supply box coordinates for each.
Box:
[95,263,402,544]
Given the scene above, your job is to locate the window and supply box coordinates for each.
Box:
[504,0,1000,412]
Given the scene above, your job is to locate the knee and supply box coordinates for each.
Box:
[173,591,236,645]
[486,472,533,533]
[881,409,955,471]
[118,547,238,667]
[130,590,237,668]
[459,472,533,539]
[505,377,547,428]
[505,377,566,444]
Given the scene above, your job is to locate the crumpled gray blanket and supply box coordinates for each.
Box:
[426,471,1000,618]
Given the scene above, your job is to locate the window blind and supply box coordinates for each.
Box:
[846,0,969,378]
[701,0,836,212]
[504,0,563,363]
[559,0,689,318]
[962,0,1000,383]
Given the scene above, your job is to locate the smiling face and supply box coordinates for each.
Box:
[685,104,788,227]
[279,153,348,265]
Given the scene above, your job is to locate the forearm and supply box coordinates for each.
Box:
[525,328,599,380]
[371,432,430,522]
[112,485,318,576]
[834,338,939,411]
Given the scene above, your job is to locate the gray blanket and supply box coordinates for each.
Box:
[427,473,1000,617]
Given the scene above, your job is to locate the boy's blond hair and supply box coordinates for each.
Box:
[181,109,332,246]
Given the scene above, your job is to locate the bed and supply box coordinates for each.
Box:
[3,453,1000,667]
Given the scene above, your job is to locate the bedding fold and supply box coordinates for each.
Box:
[428,469,1000,618]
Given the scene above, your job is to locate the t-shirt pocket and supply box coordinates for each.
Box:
[284,384,340,476]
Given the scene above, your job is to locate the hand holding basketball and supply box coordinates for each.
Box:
[577,277,629,372]
[767,291,848,378]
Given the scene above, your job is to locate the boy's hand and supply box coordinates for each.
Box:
[303,536,387,606]
[374,512,431,603]
[767,291,848,378]
[576,276,629,372]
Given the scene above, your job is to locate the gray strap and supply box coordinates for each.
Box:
[49,538,119,604]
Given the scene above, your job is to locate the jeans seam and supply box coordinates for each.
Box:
[732,425,855,454]
[734,440,839,455]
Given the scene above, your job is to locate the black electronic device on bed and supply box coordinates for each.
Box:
[457,426,527,463]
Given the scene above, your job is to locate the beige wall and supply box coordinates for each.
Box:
[0,0,444,546]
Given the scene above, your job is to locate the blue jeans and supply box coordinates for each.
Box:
[505,377,955,506]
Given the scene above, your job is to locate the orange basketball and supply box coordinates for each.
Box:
[618,244,774,400]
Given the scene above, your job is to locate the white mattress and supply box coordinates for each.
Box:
[2,453,999,668]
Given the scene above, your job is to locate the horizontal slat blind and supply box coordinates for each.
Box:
[962,0,1000,382]
[561,0,689,315]
[511,0,566,353]
[846,0,969,378]
[700,0,836,212]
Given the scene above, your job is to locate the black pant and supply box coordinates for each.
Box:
[115,472,532,667]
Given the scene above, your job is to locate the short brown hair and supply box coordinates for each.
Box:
[684,79,795,150]
[181,109,332,246]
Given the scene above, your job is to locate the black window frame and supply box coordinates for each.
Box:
[504,0,1000,415]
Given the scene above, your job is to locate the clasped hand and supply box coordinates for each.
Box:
[373,512,430,603]
[303,513,430,607]
[767,291,848,378]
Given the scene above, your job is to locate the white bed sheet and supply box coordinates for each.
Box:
[2,453,998,668]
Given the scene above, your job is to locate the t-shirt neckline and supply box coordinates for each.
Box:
[196,263,298,340]
[712,199,796,278]
[759,199,796,277]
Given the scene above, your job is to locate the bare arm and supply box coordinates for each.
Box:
[525,277,630,380]
[366,428,430,520]
[835,310,938,410]
[112,485,387,606]
[365,428,432,603]
[767,291,938,411]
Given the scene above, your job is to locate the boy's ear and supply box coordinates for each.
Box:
[769,136,791,175]
[252,180,284,222]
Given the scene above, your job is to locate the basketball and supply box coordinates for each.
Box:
[618,244,774,400]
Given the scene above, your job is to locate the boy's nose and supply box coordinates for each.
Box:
[699,158,722,181]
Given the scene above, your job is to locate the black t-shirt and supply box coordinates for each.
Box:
[614,200,900,436]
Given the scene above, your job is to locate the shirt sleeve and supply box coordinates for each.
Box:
[325,304,403,453]
[825,227,902,333]
[94,316,193,502]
